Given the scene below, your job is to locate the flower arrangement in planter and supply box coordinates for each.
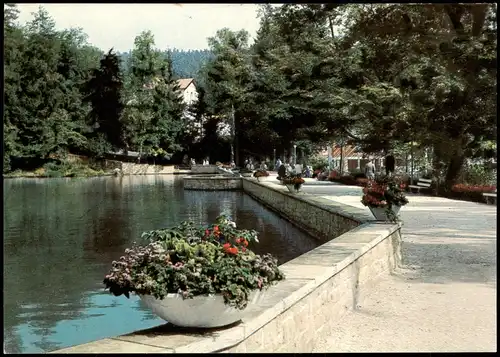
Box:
[216,161,233,170]
[103,215,285,328]
[361,175,409,222]
[281,174,305,193]
[253,169,269,181]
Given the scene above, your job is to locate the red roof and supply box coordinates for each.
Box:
[177,78,194,90]
[331,145,360,158]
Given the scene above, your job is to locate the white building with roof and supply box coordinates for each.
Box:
[176,78,198,106]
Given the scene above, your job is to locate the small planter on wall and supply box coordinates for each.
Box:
[285,184,302,194]
[369,205,401,221]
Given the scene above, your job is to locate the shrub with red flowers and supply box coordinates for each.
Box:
[361,175,409,221]
[329,170,339,180]
[451,184,496,193]
[450,183,496,203]
[329,174,359,186]
[356,178,369,186]
[103,215,285,310]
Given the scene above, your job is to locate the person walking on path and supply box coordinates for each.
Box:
[275,158,282,171]
[365,158,376,180]
[385,154,395,176]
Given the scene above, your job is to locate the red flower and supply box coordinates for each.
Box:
[214,225,219,232]
[242,239,248,247]
[242,247,247,252]
[222,243,238,255]
[235,237,242,244]
[205,229,210,236]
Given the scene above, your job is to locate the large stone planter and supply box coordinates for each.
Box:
[139,291,262,328]
[369,205,401,221]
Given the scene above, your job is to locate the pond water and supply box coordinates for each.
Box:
[3,176,320,353]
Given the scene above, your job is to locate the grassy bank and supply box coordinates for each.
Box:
[3,161,113,179]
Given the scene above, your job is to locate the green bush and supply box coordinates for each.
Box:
[43,162,66,177]
[309,155,328,171]
[42,160,105,178]
[463,164,496,185]
[4,153,11,173]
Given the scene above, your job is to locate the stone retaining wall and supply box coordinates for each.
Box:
[183,176,242,191]
[52,179,401,354]
[243,179,372,241]
[190,165,220,174]
[120,163,175,175]
[222,224,401,353]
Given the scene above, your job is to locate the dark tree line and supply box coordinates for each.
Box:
[5,3,496,190]
[3,5,208,172]
[197,4,496,189]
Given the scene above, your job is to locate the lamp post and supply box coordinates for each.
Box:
[327,145,332,170]
[273,148,276,168]
[230,103,235,165]
[410,140,414,186]
[293,144,297,166]
[339,136,345,175]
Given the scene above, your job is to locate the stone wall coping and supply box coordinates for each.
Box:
[52,222,399,354]
[243,178,375,224]
[183,176,241,180]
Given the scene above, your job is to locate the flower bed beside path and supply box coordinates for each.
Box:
[327,173,496,204]
[449,184,496,204]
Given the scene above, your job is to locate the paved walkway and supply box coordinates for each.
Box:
[298,184,497,352]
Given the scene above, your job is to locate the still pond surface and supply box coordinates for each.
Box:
[3,176,320,353]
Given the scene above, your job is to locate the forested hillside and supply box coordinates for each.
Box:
[118,49,213,80]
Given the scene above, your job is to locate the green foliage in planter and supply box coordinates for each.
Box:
[361,175,409,222]
[103,215,285,309]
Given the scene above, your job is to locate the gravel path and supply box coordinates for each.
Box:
[299,185,497,352]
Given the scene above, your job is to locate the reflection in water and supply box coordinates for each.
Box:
[3,176,319,353]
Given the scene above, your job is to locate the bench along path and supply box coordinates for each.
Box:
[298,185,496,352]
[483,189,497,204]
[408,178,432,193]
